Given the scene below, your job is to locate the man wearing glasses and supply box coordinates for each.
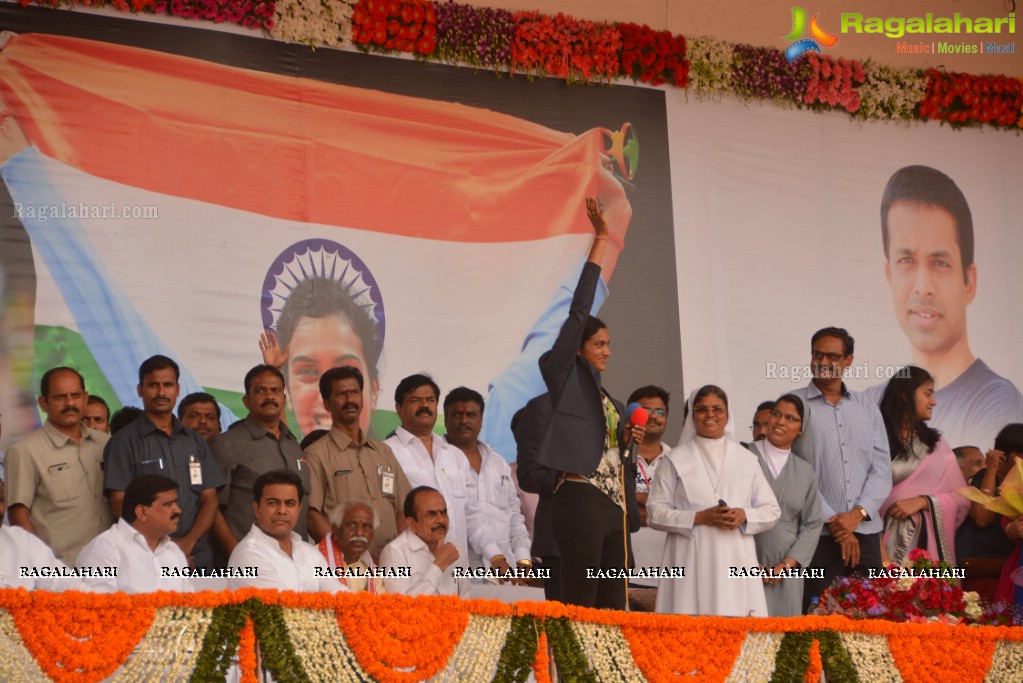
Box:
[210,365,309,566]
[794,327,891,613]
[626,385,672,609]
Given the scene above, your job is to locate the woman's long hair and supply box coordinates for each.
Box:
[879,365,940,459]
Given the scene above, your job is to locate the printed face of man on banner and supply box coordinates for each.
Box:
[884,201,976,362]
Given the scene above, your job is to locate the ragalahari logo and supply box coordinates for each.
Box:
[783,7,839,62]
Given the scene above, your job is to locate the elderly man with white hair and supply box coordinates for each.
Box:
[316,499,387,593]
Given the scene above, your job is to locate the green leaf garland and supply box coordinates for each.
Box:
[492,615,540,683]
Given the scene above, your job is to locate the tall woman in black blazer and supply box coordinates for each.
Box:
[534,197,640,609]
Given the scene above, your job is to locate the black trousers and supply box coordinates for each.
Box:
[552,481,630,610]
[540,556,560,602]
[802,532,883,614]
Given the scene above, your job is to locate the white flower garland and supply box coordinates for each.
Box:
[0,609,50,683]
[109,606,214,682]
[571,621,648,682]
[723,632,784,683]
[839,631,904,682]
[428,614,510,682]
[685,35,735,98]
[282,606,374,682]
[269,0,357,48]
[985,639,1023,683]
[855,59,927,122]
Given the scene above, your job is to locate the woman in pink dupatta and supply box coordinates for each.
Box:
[879,366,970,565]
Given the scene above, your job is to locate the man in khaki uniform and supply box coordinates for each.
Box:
[304,366,411,560]
[5,367,112,565]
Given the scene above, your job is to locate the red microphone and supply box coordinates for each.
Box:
[625,403,650,465]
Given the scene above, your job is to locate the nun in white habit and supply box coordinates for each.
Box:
[647,385,781,617]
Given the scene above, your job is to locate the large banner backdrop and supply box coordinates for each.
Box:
[0,6,1019,461]
[667,92,1023,451]
[0,7,681,459]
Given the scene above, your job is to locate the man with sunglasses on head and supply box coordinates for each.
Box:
[626,385,672,610]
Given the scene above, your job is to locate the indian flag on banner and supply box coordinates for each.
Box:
[0,33,632,458]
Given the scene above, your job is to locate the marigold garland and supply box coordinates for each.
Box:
[805,638,822,683]
[239,617,258,683]
[533,630,552,683]
[2,590,1023,681]
[7,592,155,683]
[623,622,744,682]
[887,631,996,683]
[335,593,468,683]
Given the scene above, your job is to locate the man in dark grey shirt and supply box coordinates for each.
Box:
[103,355,225,569]
[211,365,309,561]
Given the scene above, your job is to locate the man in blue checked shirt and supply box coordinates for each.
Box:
[793,327,892,613]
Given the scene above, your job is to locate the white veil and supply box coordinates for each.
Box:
[677,386,737,445]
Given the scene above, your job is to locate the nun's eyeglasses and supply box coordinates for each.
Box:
[694,406,725,416]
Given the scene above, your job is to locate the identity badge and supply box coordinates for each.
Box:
[189,455,203,486]
[381,470,396,495]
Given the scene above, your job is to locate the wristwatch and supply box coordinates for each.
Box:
[854,506,868,519]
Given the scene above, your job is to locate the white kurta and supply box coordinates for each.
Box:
[647,436,780,617]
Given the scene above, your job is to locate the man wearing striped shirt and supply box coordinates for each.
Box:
[794,327,891,613]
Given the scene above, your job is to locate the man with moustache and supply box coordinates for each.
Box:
[211,365,309,564]
[443,386,531,575]
[228,470,342,592]
[178,392,222,445]
[76,474,194,593]
[104,355,226,570]
[625,386,672,601]
[794,327,891,612]
[5,367,111,565]
[318,500,386,593]
[385,374,511,577]
[304,366,411,558]
[381,486,463,596]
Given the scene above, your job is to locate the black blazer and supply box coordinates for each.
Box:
[533,261,639,532]
[514,393,558,557]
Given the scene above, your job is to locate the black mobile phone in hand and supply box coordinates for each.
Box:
[718,499,728,507]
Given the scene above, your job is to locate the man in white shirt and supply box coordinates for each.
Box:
[384,374,511,576]
[76,474,194,593]
[443,387,531,573]
[380,486,463,596]
[0,478,87,591]
[228,470,343,592]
